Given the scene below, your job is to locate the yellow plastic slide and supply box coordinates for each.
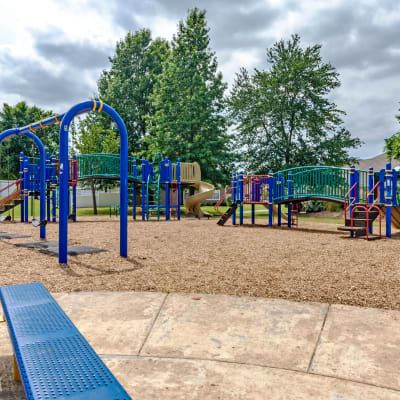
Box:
[184,181,215,218]
[381,206,400,229]
[262,203,288,221]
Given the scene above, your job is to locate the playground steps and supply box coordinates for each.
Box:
[337,226,368,237]
[146,180,160,221]
[0,199,23,214]
[170,182,179,217]
[217,203,238,226]
[337,205,382,238]
[357,234,382,241]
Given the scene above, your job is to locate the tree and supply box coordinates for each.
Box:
[0,102,59,179]
[98,29,170,155]
[384,107,400,160]
[146,8,232,184]
[228,34,361,173]
[71,114,119,214]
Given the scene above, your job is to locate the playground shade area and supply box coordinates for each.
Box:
[0,218,399,310]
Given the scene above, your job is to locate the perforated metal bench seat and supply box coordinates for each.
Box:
[0,282,132,400]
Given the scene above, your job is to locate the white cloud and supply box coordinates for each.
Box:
[0,0,399,159]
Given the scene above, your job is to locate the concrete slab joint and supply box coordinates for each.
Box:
[1,291,400,399]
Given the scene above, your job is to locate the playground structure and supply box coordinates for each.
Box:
[1,152,213,223]
[217,164,400,240]
[78,153,213,220]
[0,100,215,263]
[1,153,78,224]
[0,100,129,264]
[0,132,47,239]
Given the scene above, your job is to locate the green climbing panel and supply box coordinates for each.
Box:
[76,154,141,181]
[145,174,160,221]
[272,166,370,203]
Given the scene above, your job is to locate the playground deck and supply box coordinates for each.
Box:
[0,217,399,310]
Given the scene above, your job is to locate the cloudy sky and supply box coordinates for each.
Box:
[0,0,399,159]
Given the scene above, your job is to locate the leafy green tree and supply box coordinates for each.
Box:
[0,102,59,179]
[384,108,400,160]
[72,114,119,214]
[98,29,170,155]
[147,8,232,184]
[72,115,118,155]
[228,34,361,173]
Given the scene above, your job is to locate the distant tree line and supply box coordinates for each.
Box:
[1,8,368,184]
[384,109,400,161]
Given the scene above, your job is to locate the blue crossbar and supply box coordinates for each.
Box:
[0,282,132,400]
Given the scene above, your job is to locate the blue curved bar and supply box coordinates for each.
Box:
[0,129,46,239]
[59,100,128,263]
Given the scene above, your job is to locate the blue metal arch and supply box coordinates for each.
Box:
[59,100,128,263]
[0,129,46,239]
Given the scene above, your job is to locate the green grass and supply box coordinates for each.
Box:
[204,204,342,224]
[0,198,41,219]
[1,198,343,225]
[203,204,268,217]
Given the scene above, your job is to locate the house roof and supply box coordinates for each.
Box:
[352,153,400,171]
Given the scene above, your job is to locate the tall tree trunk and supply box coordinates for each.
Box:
[90,179,97,215]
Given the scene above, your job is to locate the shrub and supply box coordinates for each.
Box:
[325,201,343,211]
[304,200,325,213]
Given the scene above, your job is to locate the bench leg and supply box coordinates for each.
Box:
[13,354,21,382]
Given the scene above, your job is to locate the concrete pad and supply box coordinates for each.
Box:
[0,304,12,357]
[0,325,12,357]
[104,356,400,400]
[40,245,106,256]
[0,355,25,399]
[141,293,328,371]
[0,234,30,239]
[15,241,58,248]
[54,291,167,355]
[310,304,400,390]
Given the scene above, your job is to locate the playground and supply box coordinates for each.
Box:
[0,216,399,310]
[1,100,400,399]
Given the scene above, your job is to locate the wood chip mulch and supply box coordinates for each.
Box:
[0,217,399,310]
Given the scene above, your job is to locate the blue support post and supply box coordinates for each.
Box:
[72,153,77,222]
[251,178,255,224]
[19,152,24,223]
[46,152,51,222]
[51,156,57,222]
[58,100,128,263]
[288,172,292,228]
[67,185,70,218]
[141,157,146,221]
[349,165,355,222]
[379,169,385,203]
[24,156,29,222]
[165,157,170,221]
[277,174,282,227]
[385,162,392,238]
[239,172,244,225]
[268,170,273,227]
[25,136,46,237]
[232,173,236,225]
[132,159,136,220]
[355,170,360,204]
[368,167,374,234]
[177,159,181,221]
[165,180,170,221]
[36,140,46,239]
[392,169,398,207]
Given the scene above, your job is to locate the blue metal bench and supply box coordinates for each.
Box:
[0,282,132,399]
